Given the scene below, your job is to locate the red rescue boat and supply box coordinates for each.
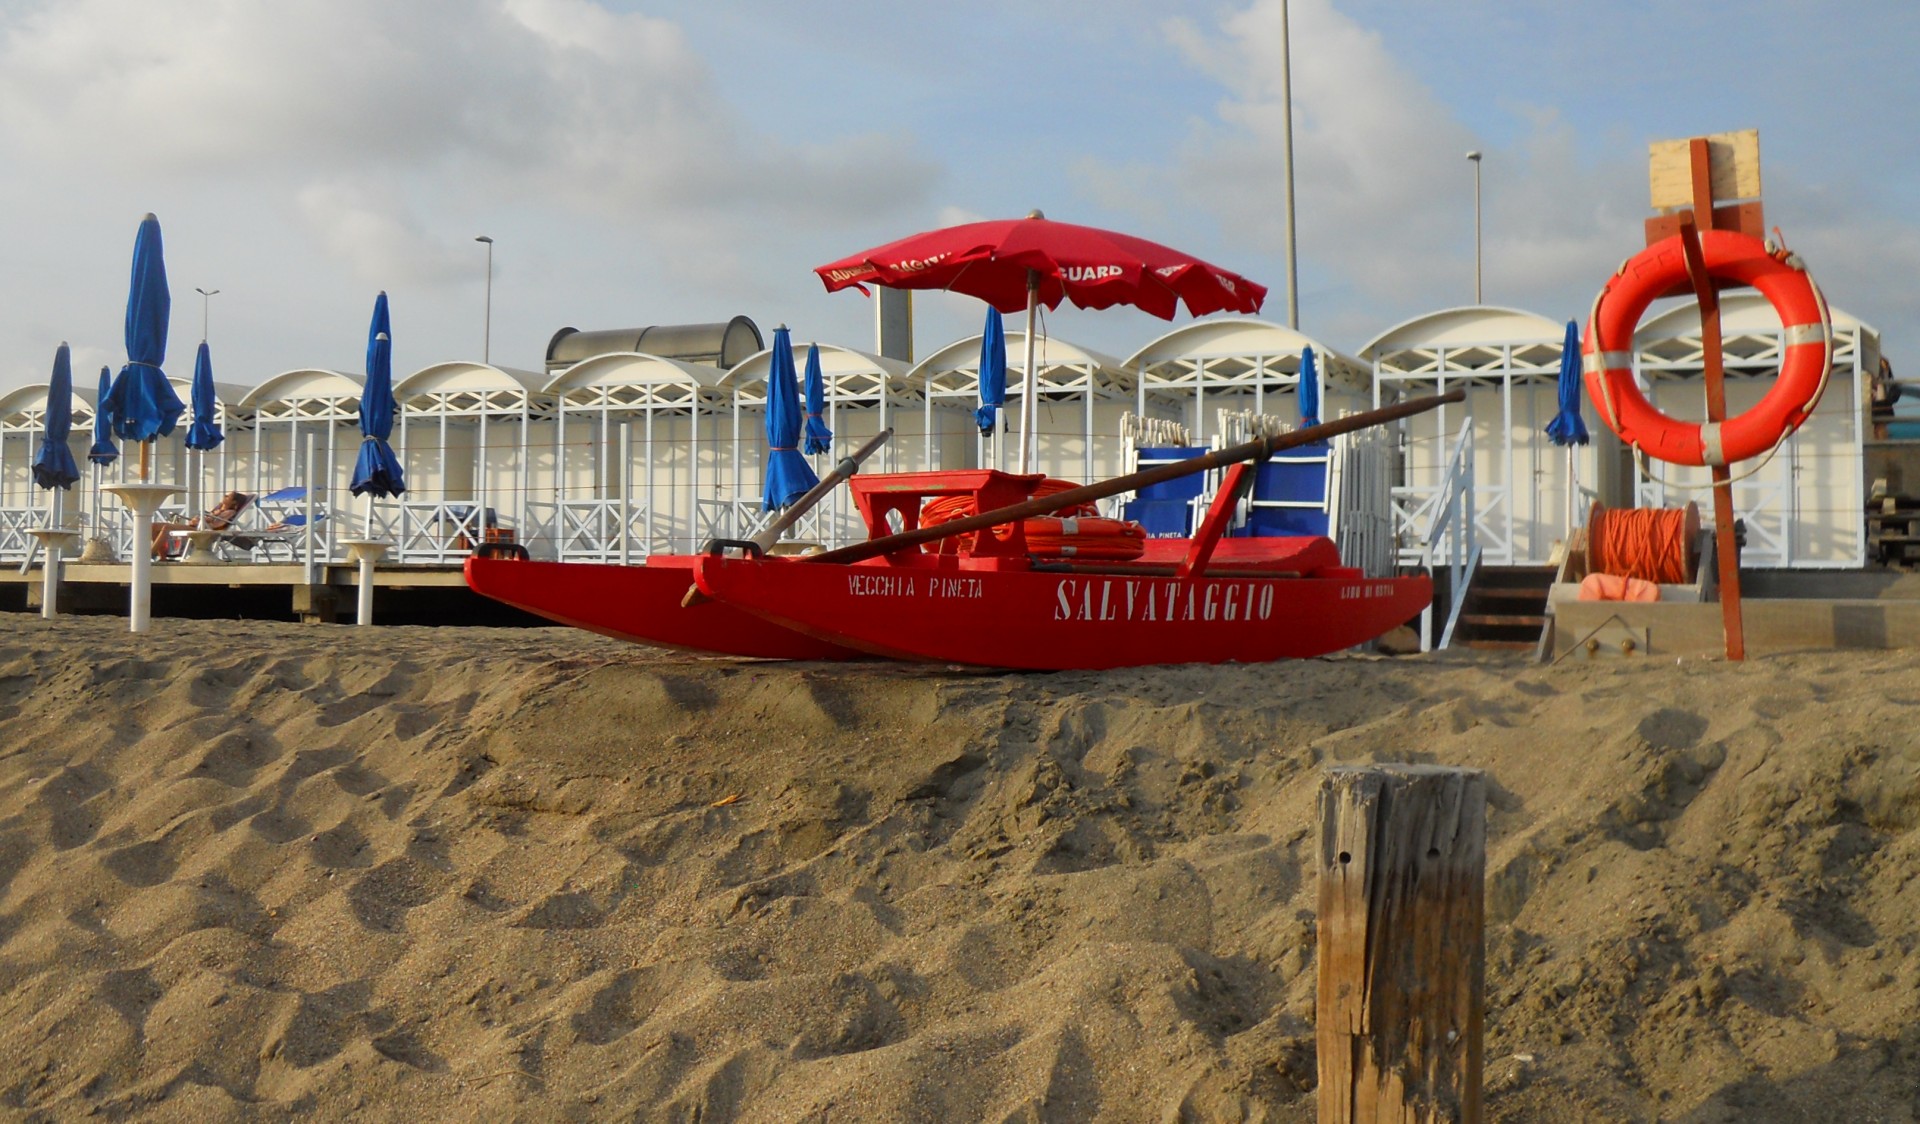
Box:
[464,553,865,660]
[688,467,1429,670]
[463,392,1457,668]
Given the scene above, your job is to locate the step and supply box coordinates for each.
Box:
[1460,613,1547,628]
[1462,639,1538,651]
[1470,586,1552,602]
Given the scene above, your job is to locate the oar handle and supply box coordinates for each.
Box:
[749,428,892,553]
[809,390,1466,565]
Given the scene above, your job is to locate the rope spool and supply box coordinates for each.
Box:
[922,478,1146,561]
[1585,502,1699,585]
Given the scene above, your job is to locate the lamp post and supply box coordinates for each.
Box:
[1466,151,1483,304]
[194,286,219,339]
[1279,0,1299,329]
[475,235,494,364]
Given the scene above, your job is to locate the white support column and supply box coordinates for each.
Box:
[643,408,654,553]
[302,432,318,586]
[619,421,632,566]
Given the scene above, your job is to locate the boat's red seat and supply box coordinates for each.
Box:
[1136,534,1340,573]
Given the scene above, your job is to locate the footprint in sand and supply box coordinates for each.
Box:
[99,839,177,887]
[192,728,287,786]
[345,857,449,931]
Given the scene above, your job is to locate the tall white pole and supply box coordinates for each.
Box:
[1018,270,1040,475]
[1467,151,1483,304]
[475,236,494,365]
[1279,0,1299,329]
[194,287,218,340]
[40,490,62,619]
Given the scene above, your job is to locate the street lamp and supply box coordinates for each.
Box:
[1465,151,1483,304]
[475,235,494,364]
[194,286,220,340]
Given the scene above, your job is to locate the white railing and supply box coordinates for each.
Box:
[0,506,42,563]
[392,501,508,564]
[694,498,828,550]
[523,499,651,563]
[1405,419,1480,651]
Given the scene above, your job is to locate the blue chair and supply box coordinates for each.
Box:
[1236,440,1332,537]
[1123,446,1211,538]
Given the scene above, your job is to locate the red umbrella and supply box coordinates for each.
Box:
[816,211,1267,472]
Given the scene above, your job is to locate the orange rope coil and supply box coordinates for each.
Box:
[1585,502,1699,585]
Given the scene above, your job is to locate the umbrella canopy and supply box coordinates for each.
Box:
[815,213,1267,320]
[802,343,832,456]
[31,343,80,490]
[1297,345,1321,429]
[974,306,1007,435]
[1546,319,1590,447]
[104,213,184,443]
[89,367,118,465]
[184,341,224,451]
[352,291,408,498]
[763,326,819,511]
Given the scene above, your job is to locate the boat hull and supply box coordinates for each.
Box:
[692,555,1432,670]
[463,555,865,660]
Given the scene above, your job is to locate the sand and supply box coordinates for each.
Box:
[0,613,1915,1121]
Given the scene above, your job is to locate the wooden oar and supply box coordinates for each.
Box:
[679,429,893,606]
[749,428,891,553]
[807,389,1466,566]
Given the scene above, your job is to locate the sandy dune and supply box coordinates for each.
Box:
[0,615,1913,1121]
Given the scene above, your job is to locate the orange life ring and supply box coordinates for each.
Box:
[1582,229,1831,467]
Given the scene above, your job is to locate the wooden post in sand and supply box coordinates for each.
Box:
[1317,765,1486,1123]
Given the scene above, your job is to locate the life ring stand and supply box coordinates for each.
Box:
[1582,228,1832,468]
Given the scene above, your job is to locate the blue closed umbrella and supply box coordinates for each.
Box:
[975,306,1007,435]
[351,291,407,499]
[1298,345,1321,428]
[105,214,185,448]
[762,326,819,511]
[1545,319,1589,446]
[32,344,80,491]
[184,341,223,451]
[802,343,832,456]
[89,367,118,466]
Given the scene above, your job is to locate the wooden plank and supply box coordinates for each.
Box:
[1318,765,1486,1124]
[1649,129,1760,208]
[1645,201,1765,244]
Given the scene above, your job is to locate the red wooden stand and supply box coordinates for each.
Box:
[1663,137,1747,661]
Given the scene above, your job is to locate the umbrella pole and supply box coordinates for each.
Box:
[1017,271,1039,475]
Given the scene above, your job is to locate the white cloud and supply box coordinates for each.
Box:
[0,0,938,233]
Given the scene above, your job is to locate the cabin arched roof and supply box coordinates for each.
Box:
[1636,290,1876,340]
[394,362,544,400]
[237,369,364,410]
[1358,306,1566,357]
[1123,315,1369,393]
[718,343,908,404]
[0,382,93,429]
[542,352,729,413]
[904,332,1126,397]
[1635,290,1880,374]
[543,353,727,394]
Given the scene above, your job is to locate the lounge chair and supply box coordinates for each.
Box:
[244,511,329,561]
[156,492,253,559]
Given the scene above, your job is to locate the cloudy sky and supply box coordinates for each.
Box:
[0,0,1912,391]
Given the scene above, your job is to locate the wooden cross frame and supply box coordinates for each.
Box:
[1645,131,1761,661]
